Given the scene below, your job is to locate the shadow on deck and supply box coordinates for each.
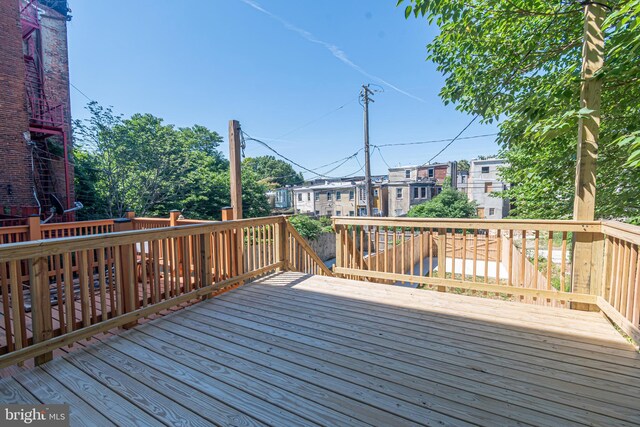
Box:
[1,272,639,426]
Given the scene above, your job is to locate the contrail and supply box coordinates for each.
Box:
[240,0,425,103]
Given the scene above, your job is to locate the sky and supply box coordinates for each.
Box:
[67,0,500,178]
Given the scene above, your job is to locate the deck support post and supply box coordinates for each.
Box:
[278,217,288,271]
[30,256,53,365]
[114,218,137,329]
[437,228,447,292]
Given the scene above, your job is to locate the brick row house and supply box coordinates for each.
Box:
[0,0,73,220]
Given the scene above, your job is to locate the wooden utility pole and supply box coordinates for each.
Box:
[572,2,606,302]
[229,120,243,220]
[362,85,374,217]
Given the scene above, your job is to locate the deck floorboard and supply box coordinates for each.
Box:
[1,272,639,426]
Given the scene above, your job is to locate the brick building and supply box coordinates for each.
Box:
[0,0,73,220]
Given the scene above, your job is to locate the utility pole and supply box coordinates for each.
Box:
[361,84,374,217]
[572,2,606,303]
[229,120,243,220]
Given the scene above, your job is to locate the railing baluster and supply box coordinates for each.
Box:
[473,229,478,282]
[561,231,568,293]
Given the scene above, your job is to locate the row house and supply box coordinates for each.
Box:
[386,162,458,217]
[467,159,510,219]
[292,179,388,217]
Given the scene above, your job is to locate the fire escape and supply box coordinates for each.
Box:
[19,0,71,215]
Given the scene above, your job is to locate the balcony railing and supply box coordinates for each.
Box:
[333,217,640,345]
[0,215,329,367]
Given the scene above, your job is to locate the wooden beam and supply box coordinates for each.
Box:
[286,222,334,276]
[597,296,640,348]
[571,3,606,308]
[229,120,243,220]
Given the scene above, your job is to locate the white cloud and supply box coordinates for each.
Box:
[240,0,425,103]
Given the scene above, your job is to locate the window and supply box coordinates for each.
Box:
[349,211,355,216]
[326,210,332,217]
[315,193,319,201]
[336,210,342,216]
[315,210,320,215]
[421,187,426,198]
[481,166,490,174]
[373,189,379,197]
[428,168,434,178]
[349,191,354,200]
[297,193,302,201]
[327,192,333,201]
[336,191,342,200]
[373,208,380,215]
[307,192,311,201]
[405,170,411,178]
[359,188,364,200]
[489,208,495,216]
[484,182,493,193]
[461,175,466,183]
[396,188,403,199]
[413,187,419,199]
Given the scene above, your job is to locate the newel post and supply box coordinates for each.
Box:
[572,229,603,311]
[27,214,41,241]
[437,228,447,292]
[278,216,288,271]
[113,218,137,328]
[335,221,343,276]
[30,255,53,365]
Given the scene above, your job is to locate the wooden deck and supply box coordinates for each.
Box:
[1,272,639,426]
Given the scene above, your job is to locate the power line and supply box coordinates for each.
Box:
[375,146,392,169]
[242,131,364,179]
[375,133,498,148]
[70,82,95,103]
[273,97,359,140]
[421,4,569,165]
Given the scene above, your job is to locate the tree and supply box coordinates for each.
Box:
[73,102,270,220]
[242,156,304,188]
[400,1,640,221]
[457,159,470,173]
[407,185,477,218]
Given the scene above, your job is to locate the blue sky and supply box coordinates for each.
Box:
[67,0,500,177]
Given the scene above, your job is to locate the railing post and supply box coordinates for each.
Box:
[279,216,288,271]
[169,210,180,226]
[572,231,601,310]
[335,222,343,276]
[437,228,447,292]
[113,218,137,328]
[30,256,53,365]
[221,207,233,221]
[27,214,41,241]
[125,210,135,220]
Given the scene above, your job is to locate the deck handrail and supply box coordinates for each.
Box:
[0,215,306,368]
[332,216,640,347]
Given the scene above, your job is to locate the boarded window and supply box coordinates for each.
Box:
[484,182,493,193]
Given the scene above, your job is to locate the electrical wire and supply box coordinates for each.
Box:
[421,4,570,165]
[242,131,365,180]
[375,133,498,148]
[272,97,359,140]
[375,146,392,169]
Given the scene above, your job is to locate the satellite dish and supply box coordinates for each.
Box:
[42,194,84,223]
[49,194,65,215]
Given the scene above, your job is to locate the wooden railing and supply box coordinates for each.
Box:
[285,222,334,276]
[333,217,640,346]
[599,221,640,344]
[0,215,328,368]
[40,219,115,239]
[132,217,171,230]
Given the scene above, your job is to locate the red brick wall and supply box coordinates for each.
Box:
[0,0,35,211]
[40,5,74,207]
[434,165,448,184]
